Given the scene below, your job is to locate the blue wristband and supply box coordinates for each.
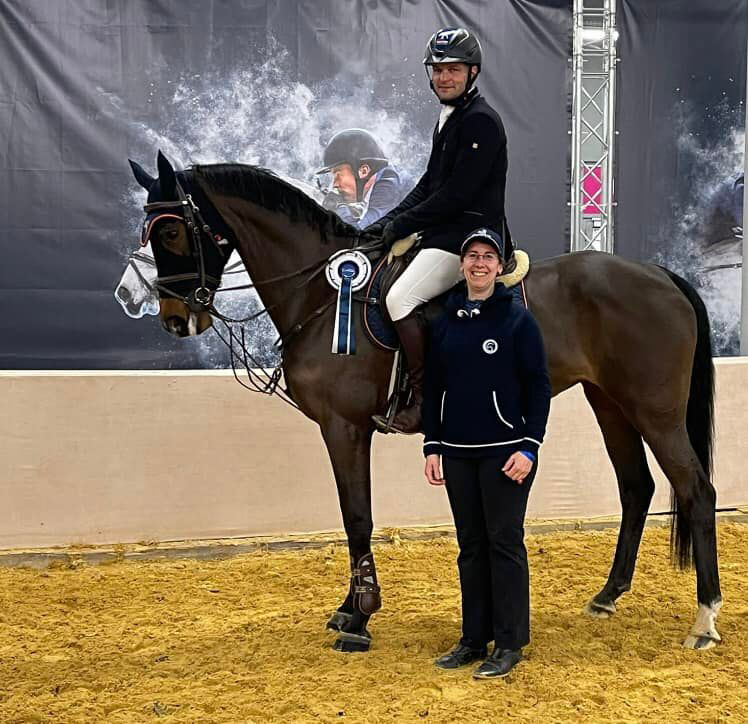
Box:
[519,450,536,463]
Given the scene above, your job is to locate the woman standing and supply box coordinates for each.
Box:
[423,228,551,679]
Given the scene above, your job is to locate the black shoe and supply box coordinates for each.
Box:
[472,648,523,679]
[434,643,487,670]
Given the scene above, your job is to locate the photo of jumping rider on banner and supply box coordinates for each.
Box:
[316,128,406,229]
[366,27,514,435]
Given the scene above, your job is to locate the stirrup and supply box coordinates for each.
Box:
[372,398,400,433]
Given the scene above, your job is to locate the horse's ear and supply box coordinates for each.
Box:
[129,159,155,190]
[156,150,177,198]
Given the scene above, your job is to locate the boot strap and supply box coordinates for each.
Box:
[352,568,380,593]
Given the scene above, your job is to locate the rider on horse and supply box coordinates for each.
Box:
[366,27,511,434]
[317,128,405,229]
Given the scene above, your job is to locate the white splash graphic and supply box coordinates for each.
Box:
[113,40,430,367]
[652,99,744,356]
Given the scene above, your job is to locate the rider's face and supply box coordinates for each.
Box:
[431,63,475,101]
[332,163,357,202]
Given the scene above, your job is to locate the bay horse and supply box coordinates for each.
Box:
[128,151,722,653]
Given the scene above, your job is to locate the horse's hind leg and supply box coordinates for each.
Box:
[641,425,722,649]
[320,415,380,653]
[582,383,655,617]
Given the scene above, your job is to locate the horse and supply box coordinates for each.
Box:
[126,150,722,653]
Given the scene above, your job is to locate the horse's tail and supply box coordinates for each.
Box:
[658,266,715,569]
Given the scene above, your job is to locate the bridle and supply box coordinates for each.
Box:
[122,249,248,306]
[141,179,230,312]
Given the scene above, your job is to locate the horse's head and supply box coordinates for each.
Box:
[129,151,230,337]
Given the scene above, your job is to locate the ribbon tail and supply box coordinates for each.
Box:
[332,276,355,355]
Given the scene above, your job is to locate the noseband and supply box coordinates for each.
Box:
[141,179,230,311]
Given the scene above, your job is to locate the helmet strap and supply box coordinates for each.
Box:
[354,164,375,202]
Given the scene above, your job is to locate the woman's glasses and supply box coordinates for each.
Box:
[464,252,499,263]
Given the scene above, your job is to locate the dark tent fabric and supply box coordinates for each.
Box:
[615,0,747,354]
[0,1,571,368]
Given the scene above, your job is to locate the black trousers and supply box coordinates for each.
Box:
[443,454,537,651]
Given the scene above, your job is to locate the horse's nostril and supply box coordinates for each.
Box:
[117,286,131,302]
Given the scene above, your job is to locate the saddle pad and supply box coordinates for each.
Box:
[363,256,399,351]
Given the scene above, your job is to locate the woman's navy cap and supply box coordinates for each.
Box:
[460,227,505,259]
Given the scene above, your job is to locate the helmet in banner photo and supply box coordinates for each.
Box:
[317,129,389,203]
[423,27,482,67]
[317,129,389,176]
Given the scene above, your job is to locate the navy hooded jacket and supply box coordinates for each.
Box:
[422,283,551,459]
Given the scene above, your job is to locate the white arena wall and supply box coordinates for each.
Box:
[1,360,747,550]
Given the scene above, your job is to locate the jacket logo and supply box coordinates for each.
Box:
[482,339,498,354]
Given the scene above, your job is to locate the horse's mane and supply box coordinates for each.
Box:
[191,163,359,241]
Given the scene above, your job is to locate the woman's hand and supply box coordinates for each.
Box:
[425,454,444,486]
[502,452,533,483]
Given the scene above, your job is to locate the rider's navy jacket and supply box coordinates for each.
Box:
[377,89,507,253]
[335,166,405,229]
[422,283,551,459]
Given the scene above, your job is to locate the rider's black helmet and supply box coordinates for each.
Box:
[423,27,482,68]
[317,129,389,175]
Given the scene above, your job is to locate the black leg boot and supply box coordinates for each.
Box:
[387,312,425,434]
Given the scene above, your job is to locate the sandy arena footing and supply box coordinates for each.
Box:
[0,522,746,722]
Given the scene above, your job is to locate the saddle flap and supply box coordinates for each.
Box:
[379,245,421,321]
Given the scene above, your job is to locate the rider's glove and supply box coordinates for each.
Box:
[362,220,385,236]
[381,221,399,248]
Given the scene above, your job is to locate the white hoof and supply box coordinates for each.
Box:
[683,600,722,650]
[683,634,719,650]
[584,599,616,618]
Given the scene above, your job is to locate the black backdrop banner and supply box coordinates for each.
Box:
[0,0,572,369]
[616,0,747,355]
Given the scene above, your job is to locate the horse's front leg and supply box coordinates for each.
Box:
[320,414,380,653]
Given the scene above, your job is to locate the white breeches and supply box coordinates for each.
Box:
[385,248,463,322]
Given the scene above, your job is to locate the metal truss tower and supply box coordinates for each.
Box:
[570,0,618,253]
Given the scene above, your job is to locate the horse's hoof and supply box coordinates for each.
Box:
[683,634,720,650]
[326,610,353,632]
[332,629,371,653]
[584,599,616,618]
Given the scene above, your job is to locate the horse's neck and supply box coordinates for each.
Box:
[216,197,349,335]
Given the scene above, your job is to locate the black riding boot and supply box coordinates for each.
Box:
[387,313,425,434]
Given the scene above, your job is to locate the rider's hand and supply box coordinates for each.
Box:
[363,221,385,236]
[381,221,399,247]
[502,451,533,484]
[425,454,444,486]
